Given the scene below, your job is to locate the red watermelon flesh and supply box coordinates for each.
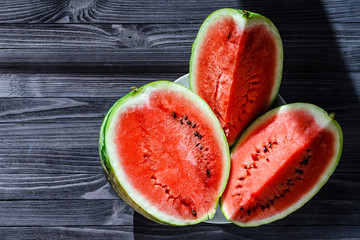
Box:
[190,9,283,145]
[99,81,230,225]
[117,90,224,219]
[220,103,342,226]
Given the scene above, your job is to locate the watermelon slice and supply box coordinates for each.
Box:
[99,81,230,225]
[189,9,283,145]
[220,103,343,226]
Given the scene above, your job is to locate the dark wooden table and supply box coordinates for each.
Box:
[0,0,359,239]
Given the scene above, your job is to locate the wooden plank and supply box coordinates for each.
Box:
[0,147,101,174]
[0,46,357,72]
[1,226,135,240]
[0,174,117,199]
[0,23,358,50]
[1,225,360,240]
[0,199,358,226]
[0,0,358,23]
[0,72,358,99]
[0,22,357,73]
[0,73,183,97]
[0,173,357,200]
[0,200,134,226]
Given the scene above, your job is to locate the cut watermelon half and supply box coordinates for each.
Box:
[99,81,230,225]
[190,9,283,145]
[220,103,343,226]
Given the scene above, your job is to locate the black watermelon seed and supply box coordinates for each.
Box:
[240,207,244,210]
[192,124,196,128]
[247,210,251,214]
[196,143,200,147]
[194,131,199,137]
[280,194,284,197]
[263,146,268,153]
[266,204,270,208]
[306,149,311,152]
[300,158,309,165]
[287,179,292,182]
[257,150,260,153]
[261,206,265,210]
[165,189,169,194]
[295,169,304,174]
[239,177,245,181]
[172,112,177,119]
[206,169,210,175]
[275,195,279,199]
[187,121,191,125]
[244,166,248,169]
[198,135,202,139]
[191,210,197,217]
[228,32,231,39]
[269,142,272,148]
[184,116,188,120]
[285,189,290,192]
[200,146,203,150]
[180,119,183,125]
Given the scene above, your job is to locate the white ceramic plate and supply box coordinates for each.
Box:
[174,73,285,224]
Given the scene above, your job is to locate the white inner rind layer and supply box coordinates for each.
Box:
[221,103,343,227]
[104,81,230,226]
[189,8,283,110]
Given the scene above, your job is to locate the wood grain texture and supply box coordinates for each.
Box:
[0,23,357,49]
[0,22,358,74]
[1,226,360,240]
[0,47,358,72]
[0,72,358,101]
[0,0,359,23]
[0,173,358,200]
[0,198,358,226]
[0,200,134,226]
[0,73,183,97]
[0,0,359,238]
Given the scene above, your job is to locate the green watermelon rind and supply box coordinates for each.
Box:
[220,102,343,227]
[189,8,283,145]
[99,81,230,226]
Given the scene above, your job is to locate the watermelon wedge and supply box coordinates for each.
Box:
[220,103,343,226]
[99,81,230,225]
[190,9,283,145]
